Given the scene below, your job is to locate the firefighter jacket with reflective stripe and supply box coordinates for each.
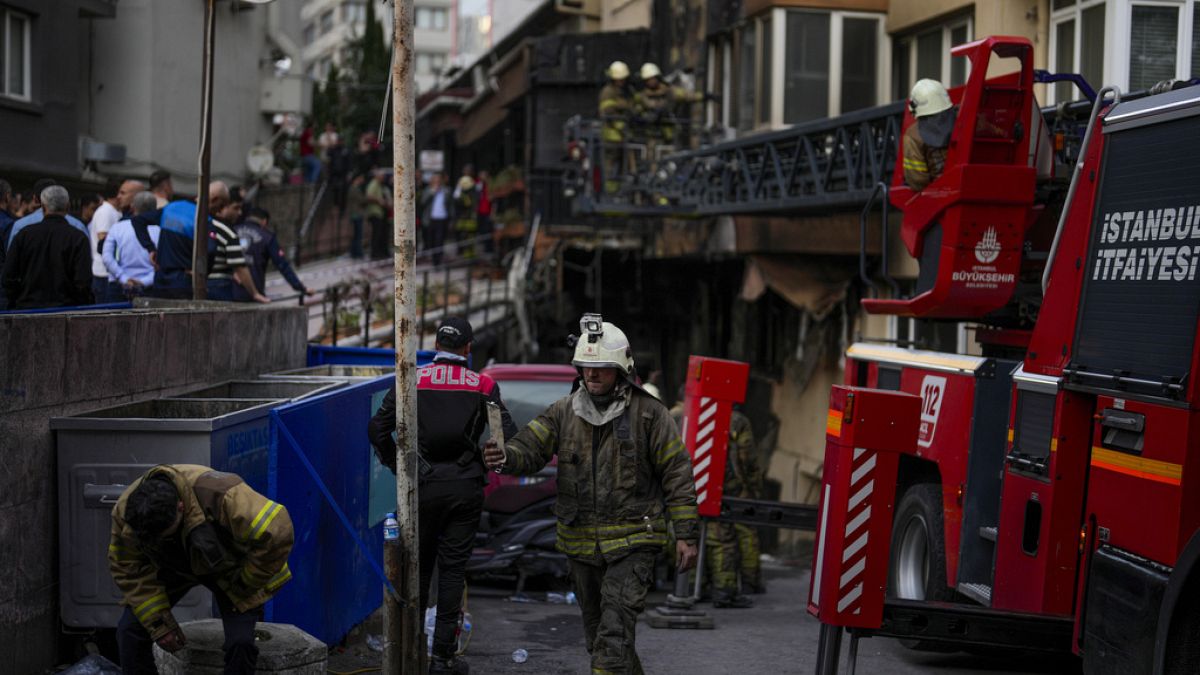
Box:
[634,82,703,118]
[108,465,294,640]
[502,386,700,561]
[902,122,947,192]
[599,83,633,142]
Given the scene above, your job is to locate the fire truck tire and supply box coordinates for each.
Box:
[1163,595,1200,674]
[889,483,957,651]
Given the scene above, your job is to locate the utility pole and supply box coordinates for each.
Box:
[192,0,216,301]
[385,0,421,673]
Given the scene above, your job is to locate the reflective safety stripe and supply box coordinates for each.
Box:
[528,419,552,445]
[556,521,669,556]
[657,438,685,464]
[265,563,292,592]
[248,501,275,537]
[668,504,697,519]
[903,158,928,172]
[108,543,138,560]
[253,503,285,540]
[134,592,170,620]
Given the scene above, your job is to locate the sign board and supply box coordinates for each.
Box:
[420,150,445,172]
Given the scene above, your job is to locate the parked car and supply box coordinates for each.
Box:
[469,364,576,588]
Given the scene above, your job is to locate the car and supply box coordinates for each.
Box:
[481,363,577,499]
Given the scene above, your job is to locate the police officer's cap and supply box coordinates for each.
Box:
[436,316,473,348]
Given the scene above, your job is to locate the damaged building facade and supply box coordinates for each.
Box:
[416,0,1055,553]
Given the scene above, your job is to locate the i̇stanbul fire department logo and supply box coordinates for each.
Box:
[975,226,1001,264]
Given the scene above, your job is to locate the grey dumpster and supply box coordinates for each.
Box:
[52,398,279,629]
[259,364,394,381]
[167,379,344,401]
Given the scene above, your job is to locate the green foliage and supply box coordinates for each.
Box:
[342,0,391,139]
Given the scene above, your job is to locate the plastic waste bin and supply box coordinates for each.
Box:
[167,379,344,401]
[52,398,280,629]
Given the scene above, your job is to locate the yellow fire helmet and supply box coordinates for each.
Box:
[608,61,631,81]
[572,313,634,375]
[640,62,662,81]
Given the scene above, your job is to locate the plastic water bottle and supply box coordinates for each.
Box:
[383,513,400,541]
[459,611,473,652]
[512,648,528,663]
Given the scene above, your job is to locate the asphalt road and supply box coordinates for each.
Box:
[329,558,1083,675]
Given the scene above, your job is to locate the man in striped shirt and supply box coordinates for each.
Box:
[131,182,268,302]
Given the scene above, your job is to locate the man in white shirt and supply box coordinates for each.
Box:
[102,191,160,301]
[89,179,143,302]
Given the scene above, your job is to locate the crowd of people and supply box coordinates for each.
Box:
[0,173,310,311]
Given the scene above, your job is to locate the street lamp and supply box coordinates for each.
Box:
[192,0,276,300]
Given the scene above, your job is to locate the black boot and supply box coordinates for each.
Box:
[428,655,469,675]
[713,590,754,608]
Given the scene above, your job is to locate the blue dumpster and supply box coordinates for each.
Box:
[305,344,437,367]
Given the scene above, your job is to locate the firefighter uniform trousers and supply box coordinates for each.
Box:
[570,548,658,675]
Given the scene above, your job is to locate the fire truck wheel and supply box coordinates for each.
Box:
[889,483,957,651]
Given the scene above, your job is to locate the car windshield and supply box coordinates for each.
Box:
[496,379,573,428]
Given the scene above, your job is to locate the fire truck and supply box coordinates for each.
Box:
[807,36,1200,675]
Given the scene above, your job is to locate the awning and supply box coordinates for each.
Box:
[740,255,854,320]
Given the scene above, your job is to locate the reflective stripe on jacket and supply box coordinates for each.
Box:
[902,122,947,191]
[503,386,699,561]
[108,464,294,639]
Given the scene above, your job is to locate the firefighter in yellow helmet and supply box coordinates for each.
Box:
[634,63,708,154]
[599,61,634,193]
[902,79,956,191]
[484,314,700,674]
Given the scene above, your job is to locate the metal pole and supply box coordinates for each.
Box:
[814,624,843,675]
[691,519,708,600]
[191,0,216,300]
[386,0,421,672]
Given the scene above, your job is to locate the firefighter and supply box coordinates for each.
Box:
[669,391,762,606]
[902,78,956,191]
[634,63,706,155]
[108,464,294,675]
[599,61,634,193]
[483,314,700,675]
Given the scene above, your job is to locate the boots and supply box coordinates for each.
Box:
[428,655,469,675]
[712,589,754,609]
[741,578,767,595]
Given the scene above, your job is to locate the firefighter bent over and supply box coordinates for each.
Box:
[108,464,293,675]
[484,314,699,674]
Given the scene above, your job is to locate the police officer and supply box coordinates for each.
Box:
[368,317,517,675]
[109,464,294,675]
[484,314,700,675]
[599,61,634,193]
[902,79,956,191]
[233,207,311,303]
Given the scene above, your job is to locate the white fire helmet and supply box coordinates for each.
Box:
[608,61,631,81]
[909,79,953,118]
[572,313,634,376]
[640,62,662,81]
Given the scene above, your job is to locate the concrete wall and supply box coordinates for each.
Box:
[88,0,303,185]
[0,0,110,182]
[0,303,307,673]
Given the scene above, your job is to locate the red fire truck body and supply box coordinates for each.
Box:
[810,35,1200,674]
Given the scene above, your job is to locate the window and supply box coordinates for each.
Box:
[784,11,829,124]
[736,22,756,132]
[415,51,447,75]
[894,15,973,102]
[416,7,449,31]
[759,15,772,126]
[1129,5,1179,89]
[842,17,879,113]
[303,23,315,46]
[319,10,334,35]
[342,1,365,24]
[1,7,31,101]
[1051,1,1105,103]
[1194,7,1200,76]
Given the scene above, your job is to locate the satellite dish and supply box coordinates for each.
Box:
[246,145,275,176]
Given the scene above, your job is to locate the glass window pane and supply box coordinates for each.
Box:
[1052,0,1076,9]
[783,11,829,124]
[1129,5,1178,90]
[1193,10,1200,78]
[9,14,25,97]
[1,14,8,95]
[759,16,772,124]
[950,24,969,86]
[1080,5,1105,94]
[841,18,877,113]
[1054,19,1075,103]
[916,29,942,81]
[892,39,910,101]
[737,24,756,132]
